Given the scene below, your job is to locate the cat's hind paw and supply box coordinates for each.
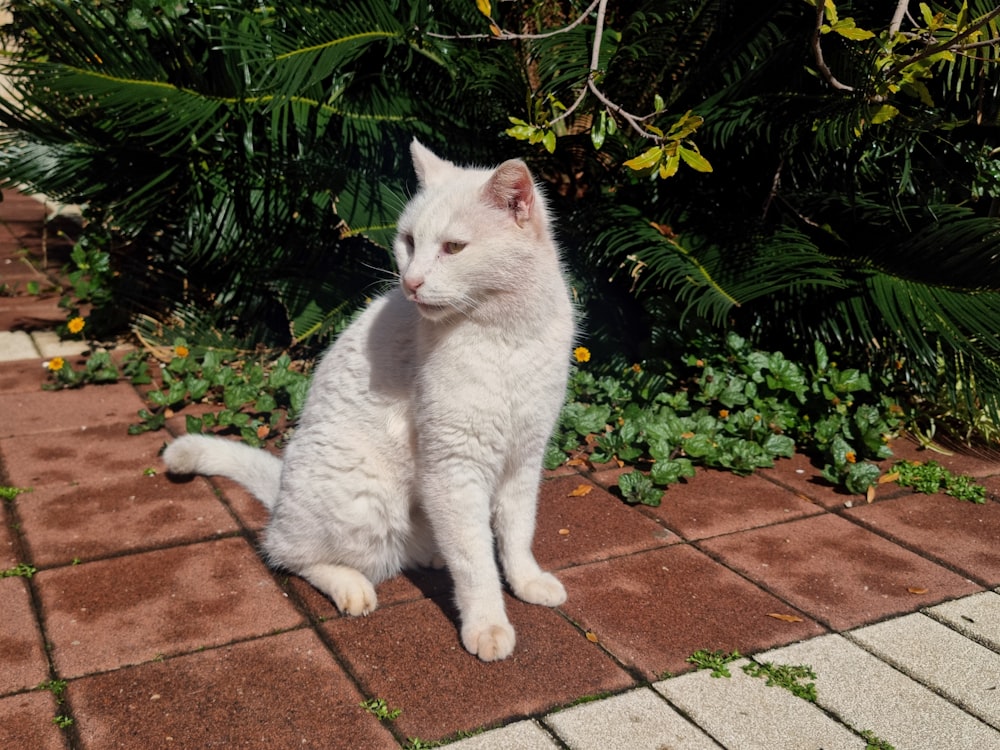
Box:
[461,621,516,662]
[512,572,566,607]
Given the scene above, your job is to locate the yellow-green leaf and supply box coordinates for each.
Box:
[542,130,557,154]
[824,0,838,24]
[659,151,680,179]
[679,146,713,173]
[870,103,899,125]
[919,2,934,27]
[476,0,492,18]
[836,25,875,40]
[831,18,874,40]
[623,146,663,171]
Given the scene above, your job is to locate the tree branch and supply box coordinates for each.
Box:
[888,0,909,37]
[811,2,855,92]
[422,0,601,41]
[888,5,1000,77]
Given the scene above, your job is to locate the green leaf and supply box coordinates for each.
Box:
[591,111,607,150]
[542,129,557,154]
[844,461,881,494]
[618,470,663,506]
[650,457,695,485]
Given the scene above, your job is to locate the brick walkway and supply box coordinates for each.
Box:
[2,188,999,748]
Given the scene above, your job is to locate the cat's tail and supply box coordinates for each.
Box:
[162,434,282,510]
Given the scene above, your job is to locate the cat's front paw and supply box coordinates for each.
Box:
[512,572,566,607]
[461,620,516,662]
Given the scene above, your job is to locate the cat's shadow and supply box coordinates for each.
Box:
[396,566,461,623]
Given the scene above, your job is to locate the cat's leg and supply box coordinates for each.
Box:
[299,563,378,616]
[494,463,566,607]
[423,474,516,661]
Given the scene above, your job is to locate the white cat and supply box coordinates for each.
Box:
[162,140,575,661]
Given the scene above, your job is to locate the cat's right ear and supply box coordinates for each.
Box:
[410,139,454,187]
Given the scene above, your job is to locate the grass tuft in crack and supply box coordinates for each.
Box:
[741,661,818,702]
[686,649,742,678]
[360,697,401,722]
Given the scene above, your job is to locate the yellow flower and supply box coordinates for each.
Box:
[47,357,65,372]
[845,451,857,464]
[174,345,190,358]
[631,363,642,373]
[719,409,730,419]
[67,317,85,334]
[573,346,591,363]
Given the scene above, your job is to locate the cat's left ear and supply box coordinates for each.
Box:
[411,139,454,187]
[483,160,535,228]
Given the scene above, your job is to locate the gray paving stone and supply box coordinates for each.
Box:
[654,659,861,750]
[30,330,87,359]
[926,590,1000,652]
[0,330,39,361]
[545,688,721,750]
[848,612,1000,730]
[446,720,560,750]
[762,633,1000,749]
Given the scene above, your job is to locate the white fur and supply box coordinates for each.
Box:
[162,141,575,661]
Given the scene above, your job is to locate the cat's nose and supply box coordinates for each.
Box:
[402,274,424,295]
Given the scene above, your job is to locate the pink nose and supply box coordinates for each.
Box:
[403,275,423,295]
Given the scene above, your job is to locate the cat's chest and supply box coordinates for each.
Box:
[415,326,567,418]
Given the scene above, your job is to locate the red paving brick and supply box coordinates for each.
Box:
[0,382,146,438]
[758,450,863,509]
[35,537,305,678]
[533,474,676,570]
[644,467,824,540]
[322,596,634,743]
[0,578,50,695]
[0,359,50,394]
[18,472,239,567]
[699,513,983,630]
[0,502,19,569]
[844,492,1000,586]
[0,295,68,332]
[0,422,171,489]
[69,629,398,750]
[0,692,68,750]
[557,544,826,680]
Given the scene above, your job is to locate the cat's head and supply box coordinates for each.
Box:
[393,140,554,323]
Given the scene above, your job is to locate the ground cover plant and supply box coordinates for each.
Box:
[549,334,906,502]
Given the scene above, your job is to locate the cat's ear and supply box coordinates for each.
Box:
[482,160,535,228]
[410,139,454,187]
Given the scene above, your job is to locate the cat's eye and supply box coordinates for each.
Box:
[443,241,467,255]
[401,233,415,255]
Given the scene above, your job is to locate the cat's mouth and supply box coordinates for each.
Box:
[413,299,451,318]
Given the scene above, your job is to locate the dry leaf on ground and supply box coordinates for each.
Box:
[766,613,804,623]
